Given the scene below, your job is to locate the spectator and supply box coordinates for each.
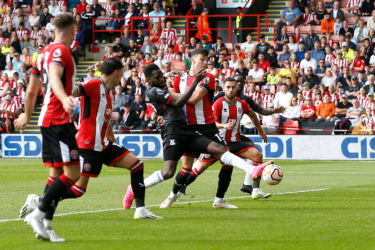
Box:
[234,60,249,78]
[301,5,314,25]
[149,2,166,30]
[267,67,280,87]
[300,97,317,121]
[94,9,109,45]
[244,81,261,104]
[314,1,327,25]
[347,99,365,126]
[217,60,233,78]
[116,102,142,132]
[258,53,271,75]
[13,79,25,104]
[365,75,375,93]
[364,92,375,110]
[357,86,367,105]
[129,78,146,101]
[195,8,212,42]
[324,45,335,67]
[261,102,280,134]
[131,94,146,120]
[213,37,225,55]
[0,17,6,32]
[311,41,326,62]
[121,27,135,46]
[135,28,145,46]
[331,93,353,121]
[123,4,137,27]
[233,46,245,61]
[332,50,348,73]
[125,39,139,58]
[77,0,87,15]
[248,61,265,86]
[83,67,98,83]
[265,46,277,67]
[92,0,104,14]
[274,83,294,108]
[281,96,300,121]
[0,93,16,129]
[113,85,128,112]
[330,0,345,20]
[191,0,204,16]
[4,62,16,78]
[4,23,14,39]
[350,50,365,76]
[198,35,212,51]
[315,92,336,121]
[137,5,150,32]
[160,0,173,16]
[300,52,317,76]
[278,45,291,67]
[279,59,298,83]
[294,42,306,63]
[0,50,6,70]
[81,5,96,35]
[301,67,319,90]
[74,25,84,51]
[368,10,375,31]
[354,19,370,42]
[126,67,139,93]
[102,46,118,62]
[286,77,298,96]
[347,0,362,14]
[305,27,320,51]
[362,0,373,16]
[339,20,354,37]
[287,35,298,53]
[341,42,355,63]
[241,33,255,52]
[321,13,334,34]
[115,0,129,16]
[12,52,23,74]
[111,37,126,60]
[314,59,327,80]
[108,9,124,31]
[48,0,60,17]
[276,0,301,37]
[93,62,102,78]
[39,8,52,29]
[333,17,343,35]
[276,26,289,51]
[321,68,336,90]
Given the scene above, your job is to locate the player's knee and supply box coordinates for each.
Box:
[162,169,175,180]
[255,152,263,161]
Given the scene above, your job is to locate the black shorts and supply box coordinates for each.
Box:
[228,141,255,155]
[163,132,213,161]
[78,141,130,177]
[185,123,227,161]
[238,134,257,148]
[40,124,79,168]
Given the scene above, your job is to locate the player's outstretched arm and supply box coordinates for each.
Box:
[257,106,286,116]
[49,63,76,114]
[14,75,41,130]
[169,68,207,107]
[247,109,268,143]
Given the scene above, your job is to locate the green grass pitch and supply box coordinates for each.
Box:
[1,158,375,249]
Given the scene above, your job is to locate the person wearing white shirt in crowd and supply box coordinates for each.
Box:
[141,36,153,54]
[262,102,280,134]
[369,50,375,67]
[321,68,336,90]
[154,49,169,69]
[281,96,301,120]
[241,33,255,52]
[274,83,294,108]
[248,61,264,85]
[48,0,61,17]
[56,5,70,16]
[367,10,375,31]
[84,67,99,83]
[45,16,55,36]
[287,36,298,52]
[300,51,317,76]
[229,53,238,70]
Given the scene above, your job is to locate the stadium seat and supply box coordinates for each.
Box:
[298,25,310,34]
[111,112,119,121]
[276,51,283,57]
[234,43,242,49]
[312,26,321,34]
[347,16,355,25]
[276,85,282,93]
[256,85,260,92]
[283,120,299,134]
[341,0,349,7]
[268,42,276,48]
[286,26,295,35]
[331,34,339,40]
[276,68,282,73]
[362,16,370,23]
[225,43,233,52]
[22,5,30,13]
[260,85,265,94]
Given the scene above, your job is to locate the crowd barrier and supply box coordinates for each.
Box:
[2,134,375,160]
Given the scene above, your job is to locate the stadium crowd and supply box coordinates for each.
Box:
[1,0,375,134]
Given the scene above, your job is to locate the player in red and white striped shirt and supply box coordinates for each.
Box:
[102,46,119,61]
[347,0,362,14]
[161,21,177,45]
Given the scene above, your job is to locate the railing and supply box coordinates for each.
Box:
[187,0,202,16]
[91,14,276,51]
[239,0,253,15]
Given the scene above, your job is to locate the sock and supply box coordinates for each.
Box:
[244,160,261,185]
[129,160,145,208]
[38,174,74,213]
[215,166,233,198]
[246,159,253,165]
[214,197,224,204]
[135,206,147,213]
[30,207,46,220]
[44,176,56,194]
[61,184,86,200]
[252,161,262,188]
[220,152,254,173]
[172,167,190,194]
[184,167,201,187]
[144,170,164,188]
[43,219,52,230]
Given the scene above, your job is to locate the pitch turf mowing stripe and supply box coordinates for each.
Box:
[0,188,330,223]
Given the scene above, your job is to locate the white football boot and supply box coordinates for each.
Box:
[19,194,40,220]
[212,201,238,209]
[25,213,50,241]
[134,209,163,220]
[160,192,177,208]
[252,188,272,199]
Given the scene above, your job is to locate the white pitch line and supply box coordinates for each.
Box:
[0,188,330,223]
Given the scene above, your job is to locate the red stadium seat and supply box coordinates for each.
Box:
[276,85,282,93]
[363,16,370,23]
[298,25,310,34]
[276,51,283,57]
[234,43,242,50]
[111,112,119,121]
[276,68,282,73]
[331,34,339,40]
[313,26,322,34]
[341,0,349,7]
[283,121,299,134]
[268,42,276,49]
[225,43,233,52]
[347,16,355,25]
[286,26,295,35]
[260,85,265,94]
[256,85,260,92]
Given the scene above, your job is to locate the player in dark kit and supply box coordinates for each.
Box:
[124,64,269,209]
[14,14,79,242]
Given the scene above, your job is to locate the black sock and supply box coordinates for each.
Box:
[172,167,190,194]
[216,167,233,199]
[38,174,74,213]
[130,160,145,208]
[185,168,201,187]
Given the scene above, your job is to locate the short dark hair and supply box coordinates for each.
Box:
[101,58,123,75]
[54,13,75,31]
[191,48,209,58]
[144,64,160,79]
[223,77,236,85]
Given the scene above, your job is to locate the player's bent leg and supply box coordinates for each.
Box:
[213,165,238,209]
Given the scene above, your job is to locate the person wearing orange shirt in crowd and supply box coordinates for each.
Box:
[195,8,212,42]
[234,45,245,60]
[315,92,336,121]
[171,52,184,71]
[321,13,335,34]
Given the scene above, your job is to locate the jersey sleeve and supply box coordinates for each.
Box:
[49,46,70,68]
[76,80,99,97]
[30,58,41,80]
[199,74,215,93]
[242,100,250,114]
[213,98,223,122]
[173,75,181,93]
[147,88,173,104]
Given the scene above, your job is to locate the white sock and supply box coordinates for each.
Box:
[144,170,164,188]
[214,197,224,203]
[246,159,253,165]
[243,174,252,185]
[220,152,254,173]
[168,190,177,198]
[135,206,147,213]
[30,207,46,220]
[43,219,52,230]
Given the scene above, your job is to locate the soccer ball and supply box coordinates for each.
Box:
[262,164,283,185]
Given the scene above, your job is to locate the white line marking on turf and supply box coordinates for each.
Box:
[0,188,330,223]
